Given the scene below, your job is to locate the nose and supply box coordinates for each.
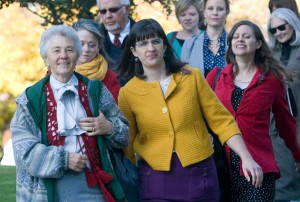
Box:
[104,11,113,17]
[185,15,191,20]
[147,42,156,50]
[274,29,281,35]
[237,36,244,42]
[59,50,68,58]
[82,44,89,52]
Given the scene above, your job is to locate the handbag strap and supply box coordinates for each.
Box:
[169,31,178,45]
[213,67,222,90]
[287,86,298,117]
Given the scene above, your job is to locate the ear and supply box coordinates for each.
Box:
[130,47,138,57]
[43,57,49,67]
[124,5,130,14]
[203,10,207,18]
[256,40,262,49]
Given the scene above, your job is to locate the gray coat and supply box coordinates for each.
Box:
[270,44,300,201]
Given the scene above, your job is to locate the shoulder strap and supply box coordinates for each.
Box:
[169,31,178,45]
[213,68,222,91]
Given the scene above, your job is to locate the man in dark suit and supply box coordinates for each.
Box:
[97,0,135,85]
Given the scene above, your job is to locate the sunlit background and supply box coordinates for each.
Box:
[0,0,300,154]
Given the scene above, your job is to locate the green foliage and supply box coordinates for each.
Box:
[0,0,177,26]
[0,94,15,130]
[0,4,45,138]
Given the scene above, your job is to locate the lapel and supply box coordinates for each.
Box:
[222,64,235,87]
[165,69,190,99]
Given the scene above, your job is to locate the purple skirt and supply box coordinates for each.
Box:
[139,153,220,202]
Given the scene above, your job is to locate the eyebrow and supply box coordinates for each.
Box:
[50,45,75,49]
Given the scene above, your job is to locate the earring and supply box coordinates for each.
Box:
[135,57,138,62]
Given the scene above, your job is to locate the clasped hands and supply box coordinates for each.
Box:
[68,110,112,172]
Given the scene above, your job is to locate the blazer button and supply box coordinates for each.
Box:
[162,107,168,113]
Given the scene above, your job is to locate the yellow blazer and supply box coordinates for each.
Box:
[118,65,240,171]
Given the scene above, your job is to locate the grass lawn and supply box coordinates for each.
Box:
[0,165,16,202]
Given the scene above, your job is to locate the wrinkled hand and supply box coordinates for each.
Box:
[79,110,112,136]
[296,162,300,174]
[241,157,263,188]
[68,152,88,172]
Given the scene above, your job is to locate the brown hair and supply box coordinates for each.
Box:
[226,20,293,83]
[268,0,300,18]
[175,0,204,22]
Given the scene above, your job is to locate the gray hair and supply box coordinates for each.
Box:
[40,25,82,60]
[96,0,130,8]
[73,18,103,44]
[267,8,300,49]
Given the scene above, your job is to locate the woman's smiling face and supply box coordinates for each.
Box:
[44,35,78,82]
[270,16,294,44]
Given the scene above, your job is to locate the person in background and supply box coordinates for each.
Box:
[0,128,15,166]
[118,18,263,202]
[166,0,203,59]
[181,0,230,77]
[73,18,121,102]
[206,20,300,202]
[181,0,231,200]
[269,0,300,19]
[96,0,136,85]
[267,8,300,201]
[10,25,129,201]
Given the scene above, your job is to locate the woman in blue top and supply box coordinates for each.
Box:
[181,0,230,77]
[167,0,202,59]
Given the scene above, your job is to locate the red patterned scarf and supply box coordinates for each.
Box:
[45,79,115,202]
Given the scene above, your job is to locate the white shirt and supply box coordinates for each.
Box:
[50,75,87,154]
[108,19,131,44]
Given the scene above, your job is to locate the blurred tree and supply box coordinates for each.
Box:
[0,0,177,26]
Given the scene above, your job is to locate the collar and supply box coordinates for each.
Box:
[222,64,262,88]
[204,30,226,48]
[108,19,131,43]
[50,74,78,90]
[127,66,191,98]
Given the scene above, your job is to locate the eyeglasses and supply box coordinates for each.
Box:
[135,38,164,49]
[269,23,288,34]
[99,5,124,15]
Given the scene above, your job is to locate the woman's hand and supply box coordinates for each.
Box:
[241,157,263,188]
[79,110,112,136]
[226,134,263,188]
[68,152,88,172]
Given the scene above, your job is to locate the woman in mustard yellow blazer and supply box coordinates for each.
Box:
[118,18,263,202]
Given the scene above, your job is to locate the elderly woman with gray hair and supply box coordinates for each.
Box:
[10,25,129,202]
[267,8,300,201]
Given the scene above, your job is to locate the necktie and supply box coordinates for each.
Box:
[113,34,121,47]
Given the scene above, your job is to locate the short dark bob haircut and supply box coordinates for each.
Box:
[119,18,186,80]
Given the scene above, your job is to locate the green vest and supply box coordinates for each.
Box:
[25,72,125,201]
